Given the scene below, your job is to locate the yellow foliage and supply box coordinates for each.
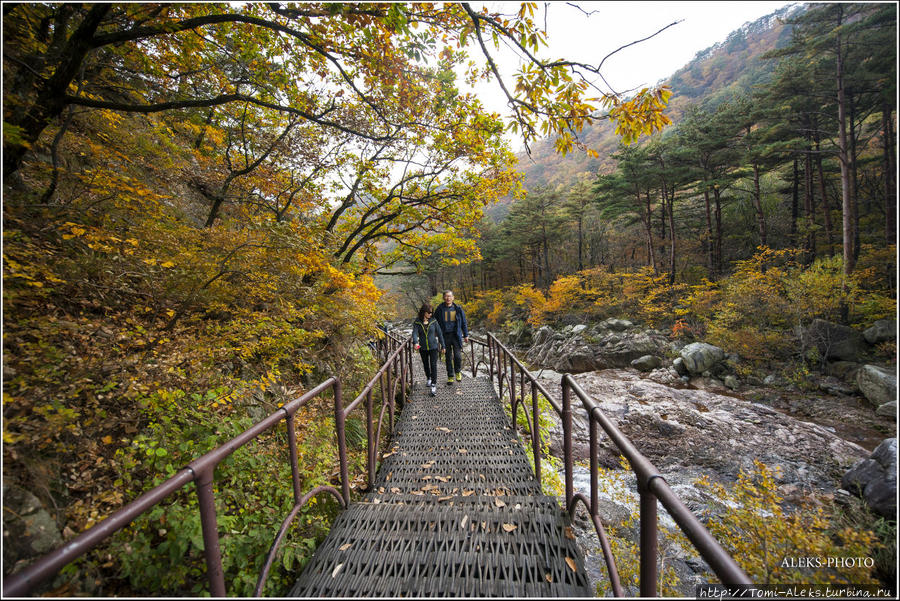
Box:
[697,461,879,586]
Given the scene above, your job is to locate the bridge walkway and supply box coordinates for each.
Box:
[289,363,591,597]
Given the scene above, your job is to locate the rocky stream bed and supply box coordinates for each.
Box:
[487,318,897,595]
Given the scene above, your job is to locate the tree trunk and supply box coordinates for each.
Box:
[577,215,584,272]
[835,5,856,277]
[4,5,111,178]
[791,156,800,246]
[751,163,767,247]
[643,190,657,273]
[813,127,835,253]
[712,186,723,273]
[848,89,860,262]
[883,98,896,245]
[667,184,676,285]
[703,188,714,273]
[804,149,817,258]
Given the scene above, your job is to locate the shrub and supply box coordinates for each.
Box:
[697,461,880,586]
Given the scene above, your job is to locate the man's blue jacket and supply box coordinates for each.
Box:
[433,302,469,346]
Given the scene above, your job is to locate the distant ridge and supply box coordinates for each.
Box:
[509,3,805,194]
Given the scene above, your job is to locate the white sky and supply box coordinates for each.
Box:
[471,1,796,148]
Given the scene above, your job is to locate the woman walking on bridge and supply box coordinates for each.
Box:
[412,304,444,397]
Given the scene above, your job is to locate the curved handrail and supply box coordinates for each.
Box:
[3,330,414,598]
[3,378,340,597]
[483,332,752,596]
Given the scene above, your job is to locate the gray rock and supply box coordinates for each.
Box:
[817,376,856,396]
[631,355,662,372]
[679,342,725,374]
[672,357,689,376]
[763,374,778,386]
[801,319,865,361]
[856,365,897,407]
[533,326,555,346]
[863,319,896,344]
[603,318,633,331]
[872,437,897,477]
[825,361,861,382]
[876,401,897,418]
[724,375,740,390]
[654,415,686,436]
[3,485,64,570]
[571,324,588,335]
[842,438,896,518]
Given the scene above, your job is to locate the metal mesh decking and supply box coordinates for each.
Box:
[289,368,591,597]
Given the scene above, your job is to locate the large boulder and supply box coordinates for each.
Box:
[876,401,897,418]
[600,318,633,332]
[631,355,662,372]
[856,365,897,408]
[679,342,725,375]
[532,326,555,346]
[842,438,897,518]
[525,323,669,374]
[3,485,63,571]
[802,319,865,361]
[863,319,896,345]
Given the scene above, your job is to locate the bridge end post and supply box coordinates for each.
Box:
[562,376,574,510]
[195,472,227,597]
[333,379,350,506]
[639,487,659,597]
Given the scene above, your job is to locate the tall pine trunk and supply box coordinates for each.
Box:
[703,188,714,273]
[883,99,896,245]
[751,163,767,247]
[835,5,857,277]
[791,157,800,247]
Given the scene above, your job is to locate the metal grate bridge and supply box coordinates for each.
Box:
[289,364,591,597]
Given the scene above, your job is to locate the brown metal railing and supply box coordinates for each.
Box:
[3,331,412,597]
[467,333,752,596]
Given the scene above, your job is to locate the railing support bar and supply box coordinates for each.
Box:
[639,489,659,598]
[195,472,227,597]
[531,380,541,484]
[334,380,350,505]
[562,379,574,509]
[286,414,302,504]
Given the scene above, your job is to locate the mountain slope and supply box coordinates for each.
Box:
[514,3,803,190]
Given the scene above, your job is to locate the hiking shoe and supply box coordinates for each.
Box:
[456,373,462,382]
[430,385,436,396]
[426,378,432,387]
[447,379,454,386]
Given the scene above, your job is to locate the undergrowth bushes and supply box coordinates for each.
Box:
[468,246,896,371]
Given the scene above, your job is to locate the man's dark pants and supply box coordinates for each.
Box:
[445,338,462,379]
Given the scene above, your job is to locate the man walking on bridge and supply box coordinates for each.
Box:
[434,290,469,386]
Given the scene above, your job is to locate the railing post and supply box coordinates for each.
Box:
[286,414,302,504]
[531,380,541,484]
[387,362,394,431]
[562,377,574,509]
[400,354,407,408]
[195,472,227,597]
[488,337,495,384]
[366,389,375,487]
[590,416,598,515]
[510,361,516,418]
[640,487,659,597]
[334,380,350,505]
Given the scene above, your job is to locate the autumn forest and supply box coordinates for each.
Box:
[2,1,897,596]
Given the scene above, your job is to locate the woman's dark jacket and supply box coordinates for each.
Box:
[412,318,445,351]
